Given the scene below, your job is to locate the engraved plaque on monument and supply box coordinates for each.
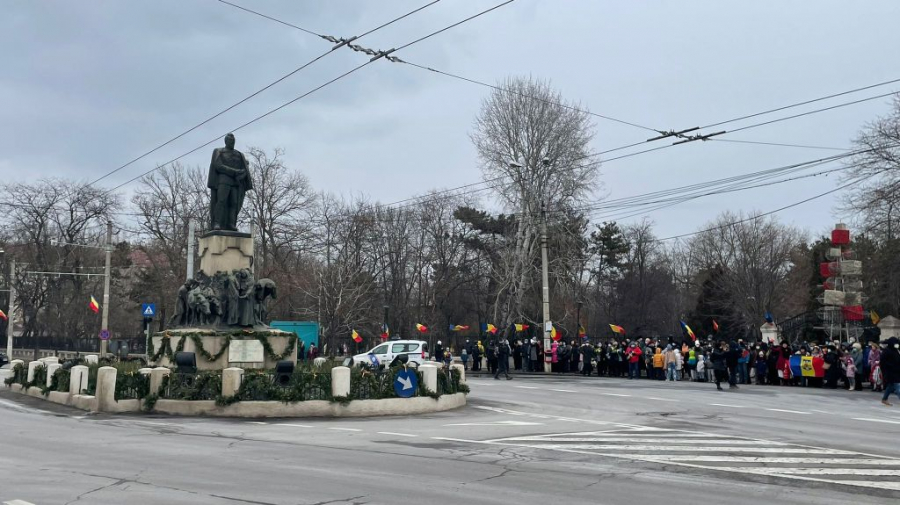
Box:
[228,340,265,363]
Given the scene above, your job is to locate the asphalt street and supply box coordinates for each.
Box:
[2,374,900,504]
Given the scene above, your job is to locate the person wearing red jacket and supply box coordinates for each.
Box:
[626,342,643,380]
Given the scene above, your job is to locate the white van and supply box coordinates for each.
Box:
[351,340,428,368]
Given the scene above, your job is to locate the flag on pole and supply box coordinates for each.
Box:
[0,309,7,321]
[481,323,498,335]
[351,329,362,343]
[550,325,560,341]
[680,321,696,341]
[415,323,428,333]
[578,324,586,338]
[380,323,389,340]
[513,323,530,332]
[870,310,881,325]
[89,296,100,314]
[609,324,626,335]
[712,319,719,333]
[449,324,470,332]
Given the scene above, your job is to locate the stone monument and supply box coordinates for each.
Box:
[151,133,296,371]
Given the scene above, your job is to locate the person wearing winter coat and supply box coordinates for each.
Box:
[755,351,768,385]
[652,347,665,380]
[663,345,677,381]
[851,343,865,391]
[570,340,581,374]
[461,345,470,371]
[880,337,900,406]
[675,349,684,381]
[868,342,882,391]
[710,341,733,391]
[823,345,841,389]
[580,342,595,376]
[695,352,707,382]
[626,342,643,380]
[843,352,857,390]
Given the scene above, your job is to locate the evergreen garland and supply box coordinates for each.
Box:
[150,331,297,363]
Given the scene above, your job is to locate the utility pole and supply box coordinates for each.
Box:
[186,219,195,281]
[540,201,552,373]
[100,221,112,356]
[7,259,15,359]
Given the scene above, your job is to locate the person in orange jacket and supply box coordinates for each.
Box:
[652,347,665,380]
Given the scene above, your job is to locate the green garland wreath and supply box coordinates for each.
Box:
[150,331,297,363]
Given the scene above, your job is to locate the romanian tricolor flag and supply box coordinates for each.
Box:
[380,323,389,340]
[578,325,586,338]
[0,309,7,321]
[871,310,881,325]
[415,323,428,333]
[609,324,626,335]
[550,325,560,341]
[712,319,719,333]
[481,323,498,335]
[89,296,100,314]
[514,324,530,332]
[351,330,362,343]
[449,324,470,332]
[790,355,825,378]
[680,321,696,341]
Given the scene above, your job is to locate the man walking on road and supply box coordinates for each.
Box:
[494,337,513,380]
[711,341,735,391]
[880,337,900,406]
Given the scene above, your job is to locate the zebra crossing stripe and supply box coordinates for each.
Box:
[639,456,900,465]
[499,437,776,444]
[537,445,841,454]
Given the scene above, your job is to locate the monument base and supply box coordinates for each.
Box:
[198,231,254,275]
[150,329,297,371]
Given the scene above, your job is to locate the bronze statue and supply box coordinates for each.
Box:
[169,278,198,326]
[208,133,252,231]
[254,278,277,324]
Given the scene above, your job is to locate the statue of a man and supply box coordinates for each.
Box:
[208,133,253,231]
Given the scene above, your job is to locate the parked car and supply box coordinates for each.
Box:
[350,340,428,369]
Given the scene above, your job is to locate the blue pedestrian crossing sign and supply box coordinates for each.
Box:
[141,303,156,318]
[393,368,418,398]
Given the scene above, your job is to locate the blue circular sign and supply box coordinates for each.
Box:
[393,368,418,398]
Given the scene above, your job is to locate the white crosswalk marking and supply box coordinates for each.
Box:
[472,428,900,493]
[5,500,38,505]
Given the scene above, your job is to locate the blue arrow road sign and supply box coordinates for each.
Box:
[393,368,418,398]
[141,303,156,318]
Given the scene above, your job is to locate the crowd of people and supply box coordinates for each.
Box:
[455,335,900,405]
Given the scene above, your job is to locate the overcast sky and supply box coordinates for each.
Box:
[3,0,899,240]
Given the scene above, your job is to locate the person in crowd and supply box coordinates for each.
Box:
[695,350,707,382]
[308,342,318,361]
[642,338,654,379]
[529,339,539,372]
[581,340,595,376]
[843,350,857,391]
[737,341,750,384]
[755,350,768,385]
[550,340,559,373]
[494,337,513,380]
[570,340,581,374]
[486,340,498,375]
[472,341,483,372]
[513,340,523,371]
[626,341,643,380]
[596,342,608,376]
[726,340,740,386]
[557,341,568,373]
[767,342,781,385]
[711,341,731,391]
[687,344,698,381]
[880,337,900,406]
[461,343,470,371]
[653,346,665,381]
[868,341,882,391]
[521,339,531,372]
[298,340,306,362]
[675,347,684,381]
[823,345,841,389]
[663,345,676,381]
[433,340,444,365]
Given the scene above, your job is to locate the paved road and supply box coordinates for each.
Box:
[1,375,899,504]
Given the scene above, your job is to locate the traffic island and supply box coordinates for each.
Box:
[1,361,468,418]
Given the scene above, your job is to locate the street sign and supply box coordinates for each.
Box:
[99,329,110,341]
[368,353,380,368]
[141,303,156,318]
[393,368,418,398]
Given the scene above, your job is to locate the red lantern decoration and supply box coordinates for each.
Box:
[831,229,850,245]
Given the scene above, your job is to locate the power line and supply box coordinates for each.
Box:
[712,139,849,151]
[216,0,324,37]
[87,0,442,188]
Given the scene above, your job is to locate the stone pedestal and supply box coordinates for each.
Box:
[150,330,297,371]
[878,316,900,340]
[199,231,254,275]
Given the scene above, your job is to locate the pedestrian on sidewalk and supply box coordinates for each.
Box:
[473,341,483,372]
[529,339,539,372]
[851,342,865,391]
[494,337,513,380]
[581,341,595,376]
[675,347,684,381]
[687,345,698,381]
[626,342,643,380]
[487,340,498,375]
[461,345,470,371]
[755,350,768,385]
[513,340,523,371]
[570,340,581,374]
[695,350,707,382]
[843,351,857,391]
[664,345,677,381]
[653,346,665,380]
[880,337,900,406]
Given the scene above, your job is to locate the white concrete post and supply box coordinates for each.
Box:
[138,367,153,377]
[84,355,99,365]
[331,366,350,398]
[69,365,89,395]
[149,368,170,396]
[419,364,437,394]
[9,359,24,369]
[40,357,60,365]
[222,367,244,398]
[450,363,466,383]
[95,366,117,412]
[27,361,44,384]
[45,363,61,388]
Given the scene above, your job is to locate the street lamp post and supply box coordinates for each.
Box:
[6,256,14,359]
[100,222,113,356]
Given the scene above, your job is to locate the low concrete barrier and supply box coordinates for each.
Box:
[69,365,88,395]
[419,364,438,394]
[45,363,61,387]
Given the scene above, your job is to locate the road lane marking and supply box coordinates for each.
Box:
[650,456,900,464]
[765,408,810,415]
[853,417,900,425]
[5,500,37,505]
[276,423,313,428]
[601,393,631,397]
[247,421,268,425]
[709,403,744,408]
[377,432,418,437]
[328,427,362,432]
[550,389,577,393]
[514,386,539,389]
[445,420,543,427]
[471,405,644,429]
[501,437,772,444]
[537,445,841,454]
[646,397,678,402]
[775,468,900,476]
